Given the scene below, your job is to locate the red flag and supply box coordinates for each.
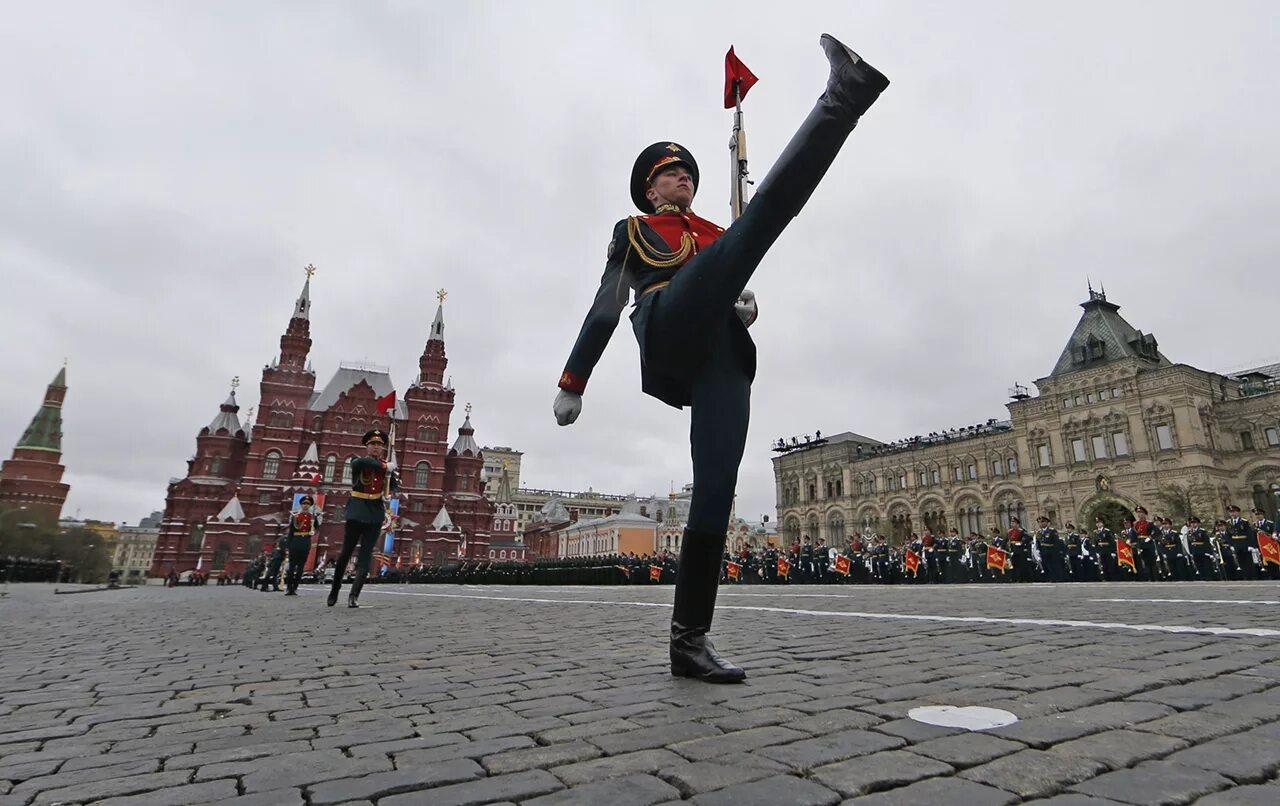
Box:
[986,545,1008,572]
[834,554,852,576]
[649,564,662,582]
[1116,538,1136,572]
[376,391,397,416]
[724,47,759,109]
[904,549,921,577]
[777,556,791,580]
[726,560,741,581]
[1258,533,1280,567]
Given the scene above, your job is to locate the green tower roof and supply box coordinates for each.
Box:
[16,369,65,452]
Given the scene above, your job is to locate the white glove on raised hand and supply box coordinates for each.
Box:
[735,289,758,326]
[553,389,583,426]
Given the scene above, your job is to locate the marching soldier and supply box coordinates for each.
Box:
[946,528,963,583]
[1157,517,1186,581]
[1185,516,1215,578]
[800,536,815,582]
[1133,506,1159,582]
[328,429,399,608]
[552,35,888,682]
[968,532,987,583]
[1213,519,1237,578]
[1064,523,1085,581]
[259,535,287,592]
[1225,504,1258,580]
[1007,518,1034,583]
[1092,517,1118,581]
[283,494,320,596]
[814,537,830,582]
[1036,516,1065,583]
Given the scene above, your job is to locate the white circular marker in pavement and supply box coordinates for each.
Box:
[908,705,1018,731]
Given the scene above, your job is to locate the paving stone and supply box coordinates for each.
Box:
[870,717,964,743]
[308,759,484,804]
[0,759,62,783]
[1129,676,1271,710]
[811,749,953,797]
[28,770,193,805]
[199,788,306,805]
[535,718,643,744]
[481,740,602,774]
[1070,760,1233,804]
[91,778,239,806]
[380,769,564,806]
[347,732,467,756]
[689,774,841,806]
[839,776,1019,805]
[1195,783,1280,805]
[959,748,1107,798]
[705,707,805,732]
[590,721,721,755]
[522,773,681,806]
[670,726,810,762]
[988,702,1176,748]
[9,758,160,798]
[657,761,778,796]
[1029,796,1131,805]
[1133,711,1264,743]
[909,732,1027,768]
[1050,729,1188,769]
[756,729,906,772]
[1163,730,1280,783]
[203,748,392,792]
[552,748,687,786]
[392,734,536,766]
[166,740,312,770]
[784,709,883,735]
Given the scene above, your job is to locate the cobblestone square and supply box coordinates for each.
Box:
[2,580,1279,804]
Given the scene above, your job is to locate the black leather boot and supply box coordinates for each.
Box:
[326,578,341,607]
[670,528,745,683]
[348,567,368,608]
[752,34,889,220]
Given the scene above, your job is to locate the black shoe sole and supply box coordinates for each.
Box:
[670,663,747,684]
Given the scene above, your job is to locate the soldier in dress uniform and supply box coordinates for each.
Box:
[1036,516,1065,583]
[284,494,320,596]
[259,535,287,592]
[1132,506,1159,582]
[1225,504,1258,580]
[1185,516,1215,579]
[945,528,963,583]
[1064,523,1084,581]
[968,532,987,583]
[552,35,888,682]
[328,429,399,608]
[800,536,815,582]
[1007,518,1034,583]
[1092,517,1117,581]
[1157,517,1187,581]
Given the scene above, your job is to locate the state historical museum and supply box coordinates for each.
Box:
[151,271,508,577]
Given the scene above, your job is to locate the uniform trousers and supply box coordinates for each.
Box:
[331,520,381,599]
[1231,544,1258,580]
[284,537,311,592]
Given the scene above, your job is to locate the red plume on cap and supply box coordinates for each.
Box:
[724,46,758,109]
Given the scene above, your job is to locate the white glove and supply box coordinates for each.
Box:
[553,389,582,426]
[735,289,758,326]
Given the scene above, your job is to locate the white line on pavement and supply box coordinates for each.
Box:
[1089,597,1280,606]
[344,588,1280,638]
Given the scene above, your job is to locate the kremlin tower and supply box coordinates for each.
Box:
[0,367,71,525]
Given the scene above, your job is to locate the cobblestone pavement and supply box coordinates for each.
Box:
[2,580,1280,805]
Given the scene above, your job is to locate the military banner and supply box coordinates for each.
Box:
[1116,537,1137,572]
[834,554,852,576]
[904,549,921,577]
[726,560,742,581]
[986,545,1008,572]
[1258,532,1280,567]
[649,564,662,582]
[777,556,791,580]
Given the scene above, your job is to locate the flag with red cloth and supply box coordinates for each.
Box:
[376,391,397,416]
[726,560,741,581]
[777,556,791,580]
[724,46,759,108]
[904,549,921,577]
[834,554,852,576]
[986,545,1008,572]
[649,564,662,582]
[1258,532,1280,567]
[1116,538,1136,572]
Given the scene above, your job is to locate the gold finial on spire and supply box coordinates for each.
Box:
[465,402,473,417]
[304,264,317,278]
[231,376,240,391]
[437,288,448,304]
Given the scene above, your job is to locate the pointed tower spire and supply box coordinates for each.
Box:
[293,264,315,321]
[0,366,71,523]
[206,378,243,435]
[418,288,449,386]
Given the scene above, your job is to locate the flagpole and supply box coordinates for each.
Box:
[728,81,751,221]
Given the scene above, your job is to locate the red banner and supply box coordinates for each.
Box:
[777,556,790,579]
[1116,538,1136,572]
[834,554,852,576]
[648,564,662,582]
[376,391,397,416]
[905,549,921,577]
[726,561,741,581]
[1259,533,1280,567]
[986,545,1008,572]
[724,46,759,108]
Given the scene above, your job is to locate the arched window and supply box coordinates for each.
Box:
[414,461,431,488]
[500,550,507,559]
[209,455,222,475]
[323,455,337,483]
[349,419,365,434]
[828,512,844,542]
[245,535,262,557]
[212,544,230,569]
[263,451,282,480]
[417,425,438,442]
[342,457,355,484]
[187,524,205,552]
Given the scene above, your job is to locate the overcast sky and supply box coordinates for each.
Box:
[2,1,1277,526]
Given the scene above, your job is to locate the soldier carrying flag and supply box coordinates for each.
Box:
[552,34,889,682]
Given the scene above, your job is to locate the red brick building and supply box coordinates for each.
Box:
[0,367,70,526]
[151,274,495,577]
